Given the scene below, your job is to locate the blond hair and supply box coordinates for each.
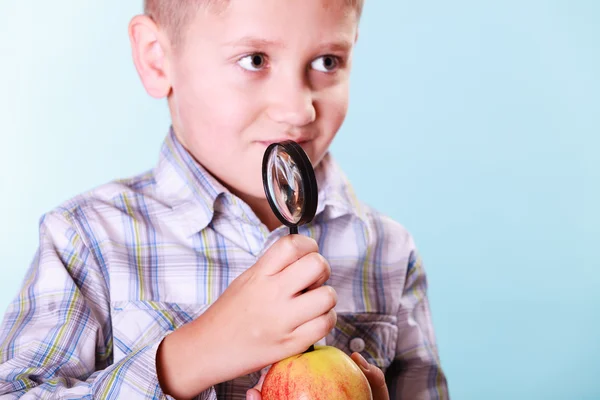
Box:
[144,0,364,47]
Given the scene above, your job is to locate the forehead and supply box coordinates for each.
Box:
[183,0,359,48]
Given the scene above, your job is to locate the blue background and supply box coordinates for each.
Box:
[1,1,598,398]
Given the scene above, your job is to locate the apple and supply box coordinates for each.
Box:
[261,345,372,400]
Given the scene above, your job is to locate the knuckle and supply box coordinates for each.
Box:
[327,309,338,331]
[319,253,330,271]
[288,235,317,259]
[292,235,318,253]
[367,365,387,388]
[315,317,329,337]
[311,253,330,276]
[314,309,337,339]
[248,325,265,342]
[324,286,338,309]
[279,334,297,354]
[286,235,302,256]
[305,236,319,252]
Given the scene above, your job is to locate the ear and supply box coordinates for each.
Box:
[128,15,172,99]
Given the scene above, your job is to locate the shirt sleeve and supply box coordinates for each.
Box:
[387,247,450,400]
[0,210,217,400]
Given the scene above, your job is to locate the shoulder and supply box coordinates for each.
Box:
[363,204,413,244]
[38,169,163,241]
[357,202,418,260]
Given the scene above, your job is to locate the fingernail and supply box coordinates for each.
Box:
[246,390,255,400]
[356,353,369,370]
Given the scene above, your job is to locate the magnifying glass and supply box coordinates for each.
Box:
[262,140,319,352]
[262,141,318,235]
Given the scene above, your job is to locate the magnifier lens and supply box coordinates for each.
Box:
[266,147,305,225]
[262,140,317,232]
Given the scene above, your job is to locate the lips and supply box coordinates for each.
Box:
[257,138,310,146]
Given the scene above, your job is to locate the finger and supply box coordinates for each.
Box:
[279,252,331,294]
[253,371,266,390]
[257,235,319,276]
[246,388,262,400]
[351,353,390,400]
[291,308,337,350]
[289,285,337,328]
[247,371,266,400]
[305,272,330,292]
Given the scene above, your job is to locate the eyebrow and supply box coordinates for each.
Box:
[224,36,353,53]
[321,40,353,53]
[224,36,285,49]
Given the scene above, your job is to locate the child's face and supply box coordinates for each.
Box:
[166,0,358,202]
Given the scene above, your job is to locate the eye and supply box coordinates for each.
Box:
[238,53,268,71]
[311,55,340,72]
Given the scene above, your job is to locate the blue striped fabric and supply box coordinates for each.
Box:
[0,128,448,399]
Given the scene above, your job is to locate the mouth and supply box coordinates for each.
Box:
[257,139,311,147]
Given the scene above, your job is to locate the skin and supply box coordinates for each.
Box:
[128,0,388,399]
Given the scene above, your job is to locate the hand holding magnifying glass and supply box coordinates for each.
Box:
[258,142,373,400]
[262,141,319,352]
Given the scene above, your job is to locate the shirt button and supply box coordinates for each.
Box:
[349,337,365,353]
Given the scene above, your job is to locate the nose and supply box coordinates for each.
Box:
[266,78,316,128]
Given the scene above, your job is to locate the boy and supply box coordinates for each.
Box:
[0,0,449,399]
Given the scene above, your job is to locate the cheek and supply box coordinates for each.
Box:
[310,84,349,164]
[174,60,262,138]
[182,85,254,134]
[316,83,350,133]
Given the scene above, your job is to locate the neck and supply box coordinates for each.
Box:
[219,182,281,231]
[239,193,283,232]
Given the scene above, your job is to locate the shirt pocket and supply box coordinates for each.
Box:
[111,300,209,364]
[326,312,398,372]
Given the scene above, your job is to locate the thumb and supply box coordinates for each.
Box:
[351,352,390,400]
[246,388,262,400]
[246,372,266,400]
[253,371,266,390]
[256,235,318,275]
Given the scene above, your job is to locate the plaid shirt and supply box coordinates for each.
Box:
[0,128,448,399]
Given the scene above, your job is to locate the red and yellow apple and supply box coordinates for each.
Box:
[261,345,372,400]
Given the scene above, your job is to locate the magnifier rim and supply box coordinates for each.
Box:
[261,141,318,228]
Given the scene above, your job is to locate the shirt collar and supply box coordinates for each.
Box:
[154,127,369,236]
[314,152,370,227]
[154,127,227,235]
